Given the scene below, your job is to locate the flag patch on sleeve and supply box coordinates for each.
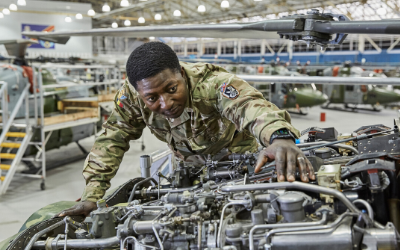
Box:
[221,84,239,99]
[117,100,123,108]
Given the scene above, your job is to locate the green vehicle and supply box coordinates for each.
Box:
[321,65,400,111]
[229,64,328,114]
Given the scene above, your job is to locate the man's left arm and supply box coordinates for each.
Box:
[216,75,315,182]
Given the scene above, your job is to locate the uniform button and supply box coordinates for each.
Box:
[211,137,217,142]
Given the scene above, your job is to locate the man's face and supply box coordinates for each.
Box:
[136,68,188,119]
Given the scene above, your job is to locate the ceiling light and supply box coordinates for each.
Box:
[17,0,26,6]
[102,3,110,12]
[173,10,181,17]
[87,9,95,16]
[197,5,206,12]
[377,8,386,16]
[2,9,10,15]
[75,13,83,19]
[120,0,129,7]
[65,16,72,22]
[138,17,145,23]
[149,37,155,40]
[0,13,3,18]
[221,0,229,8]
[154,13,162,20]
[9,4,17,11]
[112,22,118,28]
[124,19,131,26]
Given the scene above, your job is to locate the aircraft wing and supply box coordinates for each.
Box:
[238,75,400,85]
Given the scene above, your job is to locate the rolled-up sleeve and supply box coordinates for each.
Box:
[216,74,300,147]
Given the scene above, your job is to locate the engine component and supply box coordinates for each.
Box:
[7,121,400,250]
[317,164,341,203]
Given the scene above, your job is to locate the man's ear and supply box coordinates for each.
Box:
[180,67,186,78]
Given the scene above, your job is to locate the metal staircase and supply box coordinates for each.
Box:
[0,81,34,195]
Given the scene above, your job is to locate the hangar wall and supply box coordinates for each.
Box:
[0,0,93,58]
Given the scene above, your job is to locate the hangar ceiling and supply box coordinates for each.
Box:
[44,0,400,28]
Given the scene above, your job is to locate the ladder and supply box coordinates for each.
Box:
[0,81,33,195]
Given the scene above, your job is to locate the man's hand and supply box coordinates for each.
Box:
[55,201,97,217]
[254,139,315,182]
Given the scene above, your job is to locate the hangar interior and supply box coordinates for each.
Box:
[2,0,400,249]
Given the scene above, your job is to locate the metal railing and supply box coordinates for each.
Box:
[0,81,8,126]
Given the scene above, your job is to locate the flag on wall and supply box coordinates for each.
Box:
[21,24,55,49]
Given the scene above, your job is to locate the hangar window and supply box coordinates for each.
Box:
[173,44,184,54]
[345,85,354,91]
[241,40,261,54]
[187,44,198,54]
[204,42,217,54]
[221,41,234,54]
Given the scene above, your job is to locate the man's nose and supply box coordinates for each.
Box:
[159,95,173,110]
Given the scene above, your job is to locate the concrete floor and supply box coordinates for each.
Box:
[0,105,398,241]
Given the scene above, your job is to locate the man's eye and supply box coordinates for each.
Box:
[170,86,177,92]
[147,97,155,102]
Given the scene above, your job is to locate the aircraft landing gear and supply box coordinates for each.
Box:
[40,180,45,190]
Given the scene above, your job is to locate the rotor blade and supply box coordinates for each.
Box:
[238,75,400,85]
[21,20,296,44]
[314,20,400,34]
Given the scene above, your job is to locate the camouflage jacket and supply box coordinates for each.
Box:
[81,62,300,202]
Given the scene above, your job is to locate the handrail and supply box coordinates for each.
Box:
[0,84,30,145]
[0,81,8,126]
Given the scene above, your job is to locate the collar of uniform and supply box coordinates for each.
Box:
[166,106,192,128]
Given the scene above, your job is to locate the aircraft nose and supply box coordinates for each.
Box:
[315,94,328,105]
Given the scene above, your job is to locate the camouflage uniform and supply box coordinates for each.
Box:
[81,62,300,202]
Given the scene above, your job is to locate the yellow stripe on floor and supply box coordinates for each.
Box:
[0,153,16,159]
[0,176,5,182]
[5,132,26,138]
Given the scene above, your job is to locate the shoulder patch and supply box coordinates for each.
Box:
[221,84,239,100]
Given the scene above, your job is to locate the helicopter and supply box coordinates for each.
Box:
[0,40,113,178]
[320,63,400,111]
[221,62,328,114]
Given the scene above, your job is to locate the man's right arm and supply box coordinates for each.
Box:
[81,84,146,203]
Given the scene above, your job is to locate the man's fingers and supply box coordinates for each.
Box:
[254,152,270,173]
[306,158,316,180]
[286,151,296,182]
[297,156,309,182]
[275,150,286,182]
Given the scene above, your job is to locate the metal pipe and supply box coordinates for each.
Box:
[353,199,374,221]
[32,236,119,249]
[221,182,360,213]
[152,212,164,250]
[297,141,359,154]
[248,212,328,250]
[198,221,202,250]
[264,212,357,245]
[140,155,151,178]
[128,177,157,203]
[25,220,66,250]
[217,201,249,248]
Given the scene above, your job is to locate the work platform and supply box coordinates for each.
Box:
[0,64,121,195]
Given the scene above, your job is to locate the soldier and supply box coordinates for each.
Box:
[58,42,315,217]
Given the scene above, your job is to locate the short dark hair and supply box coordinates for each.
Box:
[126,41,181,89]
